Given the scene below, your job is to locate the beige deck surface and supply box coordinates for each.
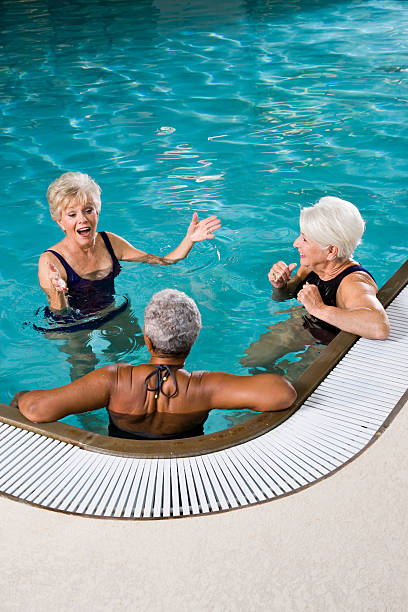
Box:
[1,398,407,612]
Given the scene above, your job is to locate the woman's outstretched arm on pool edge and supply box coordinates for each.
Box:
[11,366,117,423]
[204,372,297,412]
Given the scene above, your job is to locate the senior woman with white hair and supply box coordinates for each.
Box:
[12,290,296,439]
[39,171,221,318]
[242,197,389,378]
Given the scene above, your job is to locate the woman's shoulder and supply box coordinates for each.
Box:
[38,243,68,277]
[339,264,377,290]
[102,231,125,245]
[39,239,66,260]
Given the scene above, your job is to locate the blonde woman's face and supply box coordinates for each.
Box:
[57,198,99,244]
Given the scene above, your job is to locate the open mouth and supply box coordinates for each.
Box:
[77,227,91,237]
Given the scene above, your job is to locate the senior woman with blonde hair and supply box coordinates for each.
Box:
[242,196,389,378]
[39,171,221,317]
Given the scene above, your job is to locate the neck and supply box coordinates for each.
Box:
[314,258,354,281]
[64,234,98,255]
[148,354,187,367]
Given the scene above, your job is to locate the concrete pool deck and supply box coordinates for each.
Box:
[0,397,406,611]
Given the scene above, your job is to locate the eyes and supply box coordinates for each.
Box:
[66,206,95,218]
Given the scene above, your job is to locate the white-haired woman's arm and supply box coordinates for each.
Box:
[297,273,390,340]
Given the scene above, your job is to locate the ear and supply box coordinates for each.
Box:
[143,328,154,353]
[327,245,338,260]
[56,219,66,233]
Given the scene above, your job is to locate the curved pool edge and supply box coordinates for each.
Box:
[1,259,407,459]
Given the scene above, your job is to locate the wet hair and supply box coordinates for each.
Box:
[300,196,365,259]
[144,289,202,355]
[47,172,102,221]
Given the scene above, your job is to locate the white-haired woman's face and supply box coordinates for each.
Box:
[57,198,99,245]
[293,232,330,268]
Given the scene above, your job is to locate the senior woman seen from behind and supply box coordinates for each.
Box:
[12,290,296,439]
[242,196,389,377]
[39,172,221,317]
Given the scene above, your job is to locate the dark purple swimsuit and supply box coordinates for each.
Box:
[46,231,121,316]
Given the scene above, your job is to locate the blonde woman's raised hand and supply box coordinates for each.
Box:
[187,212,222,243]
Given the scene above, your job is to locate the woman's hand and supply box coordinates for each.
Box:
[268,261,297,288]
[186,212,222,243]
[48,262,68,293]
[297,282,324,316]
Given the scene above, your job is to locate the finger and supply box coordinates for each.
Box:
[206,222,221,231]
[288,263,297,273]
[202,215,219,222]
[274,261,288,274]
[192,212,198,222]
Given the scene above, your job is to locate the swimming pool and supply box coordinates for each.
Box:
[1,0,407,435]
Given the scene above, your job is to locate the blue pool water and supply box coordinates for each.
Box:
[1,0,407,434]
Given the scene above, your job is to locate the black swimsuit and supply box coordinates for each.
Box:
[46,231,121,315]
[295,264,375,343]
[34,232,126,333]
[108,365,207,440]
[107,417,205,440]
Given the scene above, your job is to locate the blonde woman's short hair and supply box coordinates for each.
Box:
[300,196,365,259]
[47,172,102,221]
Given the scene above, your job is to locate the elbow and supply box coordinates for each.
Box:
[19,396,48,423]
[373,325,390,341]
[377,317,391,340]
[262,379,297,412]
[367,316,391,341]
[19,403,40,423]
[279,381,297,410]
